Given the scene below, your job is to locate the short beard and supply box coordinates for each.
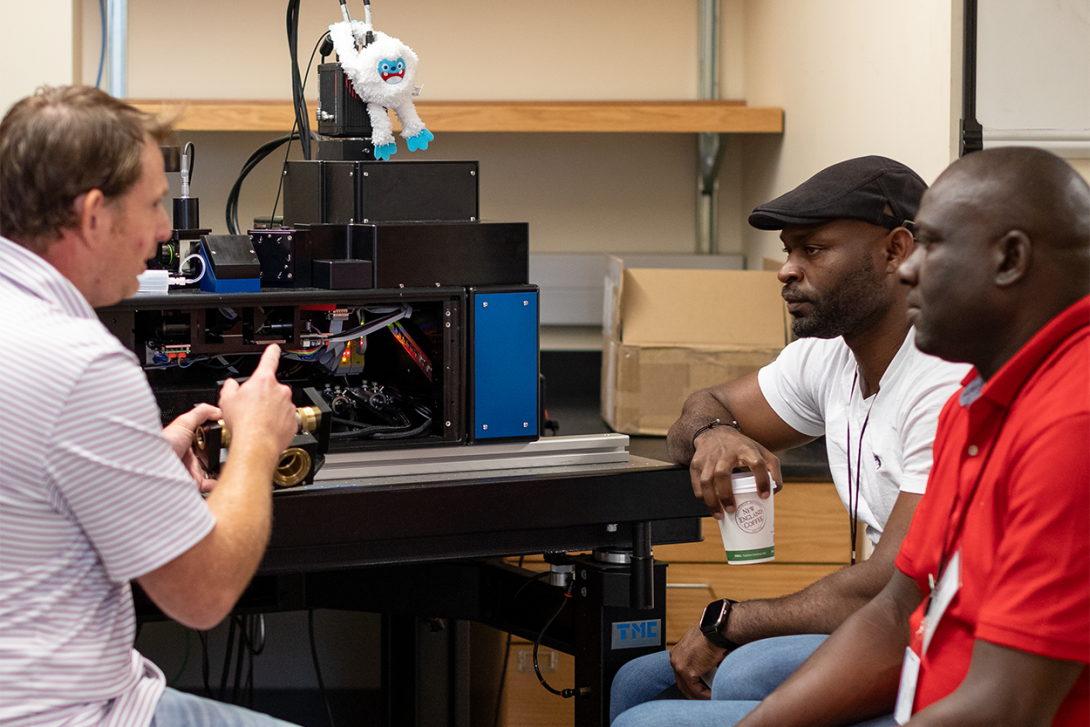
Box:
[789,264,890,340]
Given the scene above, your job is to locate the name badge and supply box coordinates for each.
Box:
[895,550,962,723]
[894,647,921,725]
[923,550,961,655]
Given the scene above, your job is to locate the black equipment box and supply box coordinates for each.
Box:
[249,229,300,287]
[98,287,467,451]
[283,160,479,227]
[312,258,374,290]
[304,222,529,289]
[200,235,261,279]
[316,62,373,138]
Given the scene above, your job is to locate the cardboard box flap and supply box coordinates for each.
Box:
[617,266,787,347]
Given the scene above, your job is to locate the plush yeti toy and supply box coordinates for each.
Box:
[328,20,434,161]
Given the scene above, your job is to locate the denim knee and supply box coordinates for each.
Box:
[711,634,827,701]
[610,650,677,724]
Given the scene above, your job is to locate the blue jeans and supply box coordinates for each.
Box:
[610,634,897,727]
[151,687,302,727]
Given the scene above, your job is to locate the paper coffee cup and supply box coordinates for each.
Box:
[718,472,775,564]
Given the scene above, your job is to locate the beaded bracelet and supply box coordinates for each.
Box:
[691,418,741,450]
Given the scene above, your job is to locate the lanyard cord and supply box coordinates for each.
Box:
[845,370,879,566]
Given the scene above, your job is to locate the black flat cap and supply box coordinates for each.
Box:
[748,155,927,231]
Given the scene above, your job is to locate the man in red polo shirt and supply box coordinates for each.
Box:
[725,147,1089,727]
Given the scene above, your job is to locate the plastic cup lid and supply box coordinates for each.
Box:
[730,471,759,494]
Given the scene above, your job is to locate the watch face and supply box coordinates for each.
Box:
[701,600,726,632]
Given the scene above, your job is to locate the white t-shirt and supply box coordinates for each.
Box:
[757,330,969,544]
[0,237,215,727]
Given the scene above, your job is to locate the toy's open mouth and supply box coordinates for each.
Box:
[382,71,405,83]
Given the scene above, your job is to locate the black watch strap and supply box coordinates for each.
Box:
[699,598,741,650]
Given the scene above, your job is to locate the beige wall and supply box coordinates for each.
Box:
[74,0,716,255]
[18,1,1086,267]
[82,0,701,101]
[0,0,79,114]
[736,0,959,266]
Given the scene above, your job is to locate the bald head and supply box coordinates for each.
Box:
[941,146,1089,258]
[900,147,1090,377]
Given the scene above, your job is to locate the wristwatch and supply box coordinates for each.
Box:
[699,598,741,650]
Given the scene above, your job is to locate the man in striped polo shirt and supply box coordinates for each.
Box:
[0,86,302,727]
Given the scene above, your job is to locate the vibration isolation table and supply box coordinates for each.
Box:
[234,435,707,727]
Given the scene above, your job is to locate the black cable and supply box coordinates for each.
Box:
[225,133,298,234]
[167,630,192,688]
[512,569,550,601]
[286,0,312,160]
[183,141,196,182]
[232,616,246,703]
[328,416,431,440]
[219,617,238,700]
[354,0,374,45]
[268,29,330,229]
[267,128,297,230]
[330,416,400,433]
[202,356,248,370]
[308,610,337,727]
[198,631,213,697]
[218,614,265,708]
[533,580,577,698]
[244,616,265,708]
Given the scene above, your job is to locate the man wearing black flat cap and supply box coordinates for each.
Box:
[610,157,968,726]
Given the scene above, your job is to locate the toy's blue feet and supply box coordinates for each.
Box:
[406,128,434,152]
[374,142,397,161]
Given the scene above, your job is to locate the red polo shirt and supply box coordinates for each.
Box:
[895,296,1090,724]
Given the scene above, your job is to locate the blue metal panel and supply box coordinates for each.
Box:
[473,291,538,439]
[198,249,260,294]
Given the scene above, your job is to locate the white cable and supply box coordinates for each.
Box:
[169,253,207,286]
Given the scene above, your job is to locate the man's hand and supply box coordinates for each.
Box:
[162,402,222,493]
[670,624,730,700]
[690,426,781,517]
[217,344,297,458]
[667,373,810,517]
[137,345,297,631]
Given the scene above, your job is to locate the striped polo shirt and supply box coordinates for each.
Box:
[0,236,215,727]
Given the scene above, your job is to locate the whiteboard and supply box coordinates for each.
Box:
[975,0,1090,156]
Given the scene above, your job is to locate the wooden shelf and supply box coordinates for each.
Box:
[129,99,783,134]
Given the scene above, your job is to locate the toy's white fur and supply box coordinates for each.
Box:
[329,20,429,155]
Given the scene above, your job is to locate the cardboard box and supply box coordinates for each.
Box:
[601,257,789,436]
